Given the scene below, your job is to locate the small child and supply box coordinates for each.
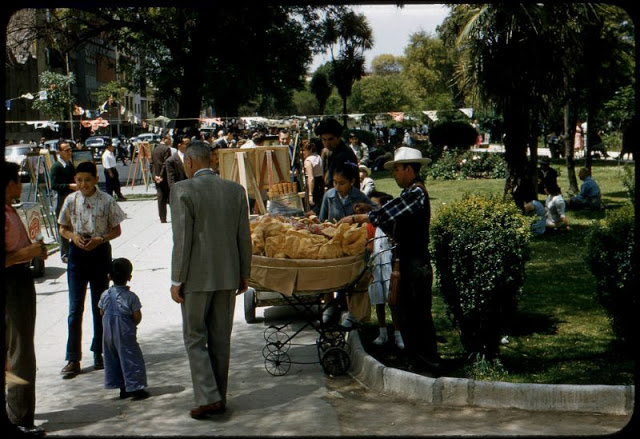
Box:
[98,258,149,400]
[367,191,404,349]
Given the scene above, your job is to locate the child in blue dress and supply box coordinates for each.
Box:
[98,258,149,400]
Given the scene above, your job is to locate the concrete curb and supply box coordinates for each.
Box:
[347,330,634,415]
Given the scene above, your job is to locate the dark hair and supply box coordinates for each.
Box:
[314,118,344,137]
[186,140,211,163]
[76,161,97,177]
[333,161,359,183]
[302,139,317,153]
[110,258,133,285]
[1,162,20,186]
[545,181,562,195]
[368,190,393,205]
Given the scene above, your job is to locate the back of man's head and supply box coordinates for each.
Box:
[186,140,212,164]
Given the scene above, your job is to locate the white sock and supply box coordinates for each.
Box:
[394,331,405,349]
[373,327,388,345]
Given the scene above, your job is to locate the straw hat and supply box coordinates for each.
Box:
[358,164,371,176]
[383,146,432,170]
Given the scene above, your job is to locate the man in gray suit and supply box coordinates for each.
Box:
[165,134,190,189]
[169,141,251,419]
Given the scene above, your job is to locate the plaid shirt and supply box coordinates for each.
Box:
[368,180,426,230]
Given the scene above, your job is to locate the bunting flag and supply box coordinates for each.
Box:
[37,90,47,100]
[26,120,59,131]
[21,93,34,100]
[388,112,405,122]
[422,110,438,121]
[459,108,474,118]
[80,117,109,132]
[6,100,11,111]
[120,105,126,115]
[73,104,84,116]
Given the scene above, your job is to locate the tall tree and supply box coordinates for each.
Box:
[318,6,373,126]
[455,3,587,206]
[13,6,322,133]
[310,63,333,114]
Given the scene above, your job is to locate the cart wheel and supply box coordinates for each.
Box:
[264,351,291,376]
[264,325,279,341]
[244,287,256,323]
[321,347,351,376]
[265,330,291,353]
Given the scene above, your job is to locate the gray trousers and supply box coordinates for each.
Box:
[180,290,235,407]
[4,265,37,427]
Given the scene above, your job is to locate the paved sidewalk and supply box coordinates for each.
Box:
[27,183,633,436]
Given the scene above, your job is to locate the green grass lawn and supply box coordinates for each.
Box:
[363,159,635,385]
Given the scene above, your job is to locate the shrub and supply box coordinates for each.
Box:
[425,150,508,180]
[619,165,635,206]
[431,193,531,359]
[585,204,637,354]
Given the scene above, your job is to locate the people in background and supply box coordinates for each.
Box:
[567,167,603,210]
[523,199,546,236]
[302,139,324,215]
[359,164,375,197]
[348,132,370,166]
[537,156,558,196]
[544,181,570,231]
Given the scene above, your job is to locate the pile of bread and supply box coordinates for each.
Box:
[250,214,367,259]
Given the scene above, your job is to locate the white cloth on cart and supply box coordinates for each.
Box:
[368,227,392,305]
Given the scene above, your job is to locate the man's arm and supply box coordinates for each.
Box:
[237,186,252,293]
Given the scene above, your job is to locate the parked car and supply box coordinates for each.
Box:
[135,132,162,145]
[4,144,33,182]
[84,135,112,160]
[43,139,77,152]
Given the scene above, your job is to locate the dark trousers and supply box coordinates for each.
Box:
[104,167,122,197]
[397,258,438,360]
[56,198,70,259]
[65,242,111,362]
[156,182,170,222]
[5,265,37,427]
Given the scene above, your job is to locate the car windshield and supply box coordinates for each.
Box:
[5,146,32,156]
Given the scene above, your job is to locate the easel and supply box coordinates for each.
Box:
[219,146,291,215]
[25,152,58,242]
[230,151,266,214]
[127,141,151,189]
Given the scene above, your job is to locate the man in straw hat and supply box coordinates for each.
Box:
[340,146,441,374]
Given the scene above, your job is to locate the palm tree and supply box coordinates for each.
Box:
[319,7,373,126]
[455,3,583,206]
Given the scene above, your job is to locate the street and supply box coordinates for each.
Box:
[27,186,632,436]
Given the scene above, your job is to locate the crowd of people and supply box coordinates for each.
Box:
[7,114,613,432]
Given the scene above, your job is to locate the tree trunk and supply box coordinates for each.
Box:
[563,104,579,194]
[502,105,536,208]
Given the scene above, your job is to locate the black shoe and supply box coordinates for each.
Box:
[94,354,104,370]
[120,388,131,399]
[130,389,150,400]
[61,361,81,377]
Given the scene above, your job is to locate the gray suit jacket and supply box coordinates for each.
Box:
[170,169,251,293]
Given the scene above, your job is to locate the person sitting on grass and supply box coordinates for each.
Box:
[567,167,603,210]
[98,258,149,400]
[524,199,546,236]
[544,181,570,231]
